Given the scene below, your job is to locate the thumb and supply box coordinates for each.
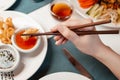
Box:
[57,25,79,44]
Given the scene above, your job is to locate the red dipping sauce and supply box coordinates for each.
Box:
[15,30,37,49]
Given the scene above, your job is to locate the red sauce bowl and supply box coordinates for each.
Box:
[11,28,41,53]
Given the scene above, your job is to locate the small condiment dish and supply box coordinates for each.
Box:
[11,27,41,53]
[0,44,20,72]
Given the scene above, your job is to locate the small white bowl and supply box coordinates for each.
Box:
[11,27,41,53]
[0,44,20,72]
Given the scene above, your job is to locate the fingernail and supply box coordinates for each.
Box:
[55,41,60,46]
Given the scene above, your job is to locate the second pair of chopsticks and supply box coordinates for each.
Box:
[21,19,119,36]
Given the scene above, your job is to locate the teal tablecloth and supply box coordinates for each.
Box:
[8,0,117,80]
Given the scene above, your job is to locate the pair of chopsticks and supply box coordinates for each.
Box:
[21,19,119,36]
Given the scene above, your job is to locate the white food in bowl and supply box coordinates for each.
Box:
[11,27,41,53]
[0,45,20,72]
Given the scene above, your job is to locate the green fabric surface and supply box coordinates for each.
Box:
[7,0,118,80]
[9,0,52,13]
[34,38,117,80]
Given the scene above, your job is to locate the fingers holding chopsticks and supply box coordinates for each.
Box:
[55,25,80,45]
[51,18,95,45]
[51,18,106,56]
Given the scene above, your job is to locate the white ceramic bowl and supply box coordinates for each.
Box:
[11,27,41,53]
[0,44,20,72]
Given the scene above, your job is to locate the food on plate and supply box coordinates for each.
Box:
[21,28,38,41]
[86,0,120,24]
[16,28,39,49]
[78,0,98,8]
[0,17,15,44]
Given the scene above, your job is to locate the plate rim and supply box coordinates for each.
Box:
[39,72,90,80]
[0,10,48,79]
[0,0,16,11]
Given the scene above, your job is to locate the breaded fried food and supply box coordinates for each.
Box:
[21,28,38,41]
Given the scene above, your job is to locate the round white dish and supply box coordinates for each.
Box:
[11,27,41,53]
[0,0,16,11]
[0,11,48,80]
[39,72,90,80]
[72,0,120,28]
[0,44,20,72]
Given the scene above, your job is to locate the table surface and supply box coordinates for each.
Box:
[8,0,117,80]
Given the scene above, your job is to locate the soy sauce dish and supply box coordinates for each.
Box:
[0,45,20,72]
[11,27,41,53]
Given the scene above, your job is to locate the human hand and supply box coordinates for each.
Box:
[51,18,105,56]
[52,18,120,80]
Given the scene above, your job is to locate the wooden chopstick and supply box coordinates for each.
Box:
[21,19,114,36]
[69,19,111,30]
[21,30,119,36]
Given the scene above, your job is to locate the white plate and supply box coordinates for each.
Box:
[39,72,90,80]
[97,27,120,55]
[0,0,16,10]
[72,0,120,28]
[0,11,48,79]
[71,0,120,55]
